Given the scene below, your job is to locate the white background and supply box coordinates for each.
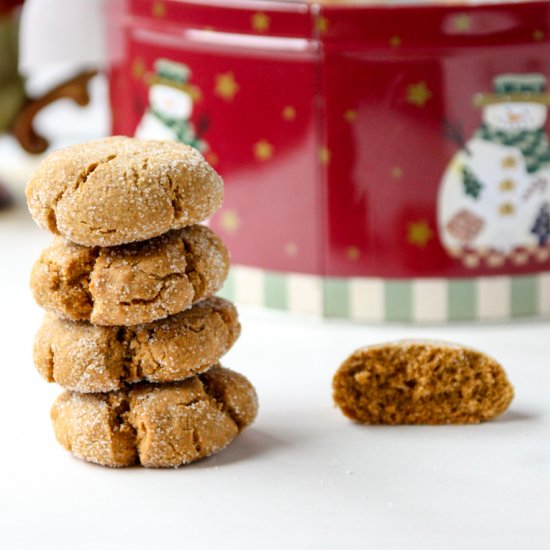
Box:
[0,2,549,548]
[20,0,105,72]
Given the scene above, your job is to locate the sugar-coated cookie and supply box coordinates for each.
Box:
[51,365,258,467]
[34,297,240,393]
[31,224,229,326]
[26,137,223,247]
[333,340,514,425]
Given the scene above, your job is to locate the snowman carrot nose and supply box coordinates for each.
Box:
[508,112,522,122]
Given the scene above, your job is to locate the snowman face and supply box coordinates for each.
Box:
[150,84,193,118]
[483,102,547,132]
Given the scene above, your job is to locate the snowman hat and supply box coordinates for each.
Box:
[145,59,202,101]
[474,73,550,107]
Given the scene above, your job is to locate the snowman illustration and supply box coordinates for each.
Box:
[135,58,208,152]
[438,74,550,267]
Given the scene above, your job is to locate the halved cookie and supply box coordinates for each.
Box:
[34,297,240,393]
[333,340,514,425]
[51,365,258,468]
[31,224,229,326]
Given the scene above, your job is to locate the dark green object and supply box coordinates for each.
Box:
[462,166,484,199]
[477,123,550,174]
[150,107,206,151]
[493,74,546,95]
[531,203,550,246]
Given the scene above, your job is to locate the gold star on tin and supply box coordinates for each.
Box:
[254,140,274,161]
[319,147,331,164]
[391,166,403,179]
[407,82,432,107]
[219,209,241,234]
[346,246,360,261]
[389,35,402,47]
[453,14,471,32]
[252,12,270,33]
[205,151,219,167]
[282,106,296,121]
[449,157,463,175]
[344,109,357,123]
[152,1,166,18]
[501,156,518,169]
[132,58,146,79]
[533,29,544,42]
[317,16,329,34]
[285,242,299,257]
[407,221,433,247]
[215,72,239,102]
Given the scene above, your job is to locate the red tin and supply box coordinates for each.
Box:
[0,0,23,14]
[107,0,550,322]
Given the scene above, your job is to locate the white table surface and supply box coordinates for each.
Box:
[0,195,549,550]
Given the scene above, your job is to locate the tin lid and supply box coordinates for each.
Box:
[319,0,550,49]
[127,0,550,48]
[129,0,314,39]
[200,0,548,4]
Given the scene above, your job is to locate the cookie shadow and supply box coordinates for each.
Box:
[191,428,283,468]
[495,409,539,424]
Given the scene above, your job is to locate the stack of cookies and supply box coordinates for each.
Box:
[26,136,258,468]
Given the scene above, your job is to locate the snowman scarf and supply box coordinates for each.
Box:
[150,107,202,149]
[476,123,550,173]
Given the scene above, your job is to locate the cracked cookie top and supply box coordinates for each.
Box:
[25,136,223,247]
[51,365,258,467]
[34,296,241,393]
[333,340,514,425]
[31,224,230,326]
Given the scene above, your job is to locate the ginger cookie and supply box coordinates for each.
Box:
[34,297,240,393]
[31,224,229,326]
[51,366,258,468]
[333,341,514,425]
[26,136,223,247]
